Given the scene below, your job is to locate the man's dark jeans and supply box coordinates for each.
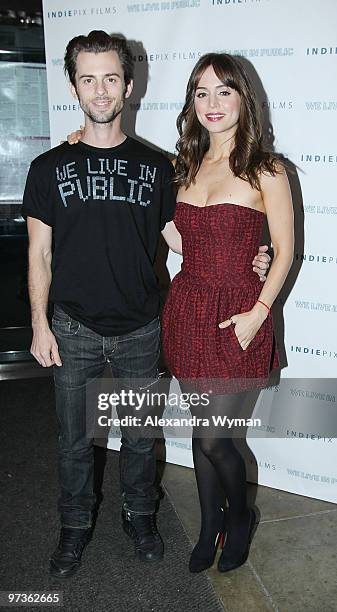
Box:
[52,305,160,529]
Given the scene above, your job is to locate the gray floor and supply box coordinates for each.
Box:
[162,462,337,612]
[1,366,336,611]
[1,377,225,612]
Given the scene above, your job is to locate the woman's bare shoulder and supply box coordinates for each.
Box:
[259,160,287,188]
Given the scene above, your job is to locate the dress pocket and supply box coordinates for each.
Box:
[216,315,270,368]
[216,323,243,368]
[245,314,270,354]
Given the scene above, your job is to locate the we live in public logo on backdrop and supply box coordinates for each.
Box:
[305,101,337,111]
[130,100,185,112]
[287,468,337,484]
[294,299,337,314]
[220,46,293,58]
[126,1,201,12]
[303,204,337,215]
[288,386,336,405]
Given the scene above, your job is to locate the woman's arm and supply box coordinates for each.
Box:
[161,220,182,255]
[254,165,294,312]
[219,165,294,349]
[161,157,183,255]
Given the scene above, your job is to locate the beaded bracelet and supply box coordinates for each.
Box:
[257,299,271,313]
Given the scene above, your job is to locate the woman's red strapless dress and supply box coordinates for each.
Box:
[161,201,279,393]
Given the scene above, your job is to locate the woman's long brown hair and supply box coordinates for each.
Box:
[175,53,280,190]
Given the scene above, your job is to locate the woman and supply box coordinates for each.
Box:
[161,53,294,573]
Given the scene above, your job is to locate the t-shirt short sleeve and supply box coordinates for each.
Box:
[21,160,54,227]
[160,157,177,231]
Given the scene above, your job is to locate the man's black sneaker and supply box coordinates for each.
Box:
[49,526,92,578]
[122,508,164,562]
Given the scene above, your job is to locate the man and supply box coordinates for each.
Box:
[22,30,269,579]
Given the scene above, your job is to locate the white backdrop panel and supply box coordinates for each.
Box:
[42,0,337,502]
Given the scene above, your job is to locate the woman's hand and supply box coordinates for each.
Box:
[218,303,269,350]
[67,125,84,145]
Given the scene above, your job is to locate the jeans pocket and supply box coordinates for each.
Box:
[52,308,80,336]
[53,305,70,321]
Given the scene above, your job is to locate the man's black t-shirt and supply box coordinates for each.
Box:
[22,137,176,336]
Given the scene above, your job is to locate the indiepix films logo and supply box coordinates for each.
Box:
[52,102,81,112]
[306,46,337,56]
[300,153,337,163]
[295,252,337,265]
[286,429,334,442]
[133,50,202,63]
[212,0,271,6]
[258,458,276,471]
[46,6,117,19]
[290,345,337,360]
[262,99,293,111]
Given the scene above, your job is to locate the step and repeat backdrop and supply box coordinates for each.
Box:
[42,0,337,502]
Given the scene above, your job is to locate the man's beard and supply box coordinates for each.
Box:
[79,97,123,124]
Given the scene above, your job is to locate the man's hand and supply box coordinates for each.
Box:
[67,125,84,145]
[252,245,271,282]
[31,324,62,367]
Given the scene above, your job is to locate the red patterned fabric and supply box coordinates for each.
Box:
[161,202,279,393]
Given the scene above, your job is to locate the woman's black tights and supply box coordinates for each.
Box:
[188,389,252,553]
